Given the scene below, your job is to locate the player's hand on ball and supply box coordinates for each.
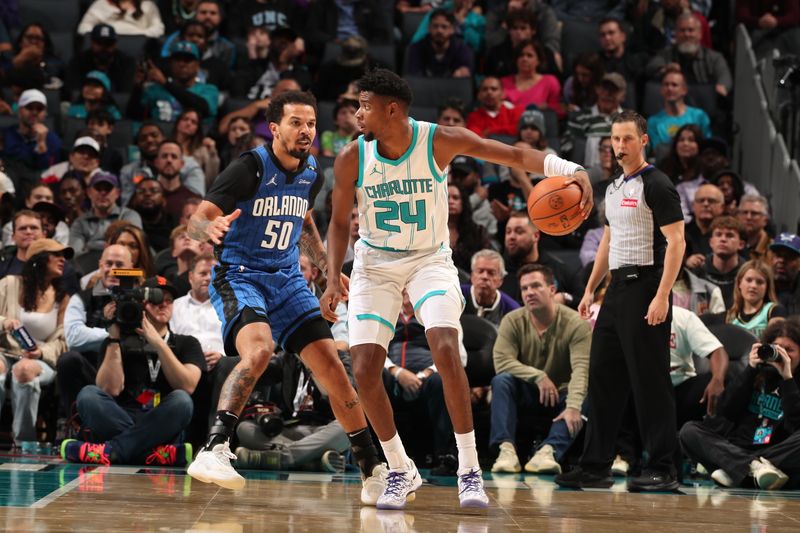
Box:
[564,170,593,219]
[208,209,241,244]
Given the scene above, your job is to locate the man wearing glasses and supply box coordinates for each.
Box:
[736,194,772,261]
[684,184,724,270]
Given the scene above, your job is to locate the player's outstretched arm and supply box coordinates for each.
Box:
[319,141,358,322]
[433,125,593,218]
[188,200,240,245]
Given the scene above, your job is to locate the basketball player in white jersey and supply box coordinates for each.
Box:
[321,69,593,509]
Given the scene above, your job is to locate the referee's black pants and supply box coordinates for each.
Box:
[580,267,678,474]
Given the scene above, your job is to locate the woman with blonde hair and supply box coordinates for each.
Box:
[81,221,155,289]
[0,239,71,445]
[725,260,787,338]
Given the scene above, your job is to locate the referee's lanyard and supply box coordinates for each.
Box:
[622,164,654,183]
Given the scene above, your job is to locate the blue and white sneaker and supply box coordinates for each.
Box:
[376,461,422,510]
[458,468,489,508]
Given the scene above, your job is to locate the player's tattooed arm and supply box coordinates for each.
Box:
[299,213,328,274]
[187,216,212,242]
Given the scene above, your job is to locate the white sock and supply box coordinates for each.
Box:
[455,430,479,474]
[379,433,412,470]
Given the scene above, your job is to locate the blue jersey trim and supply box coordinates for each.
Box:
[413,290,447,312]
[356,136,365,188]
[373,118,418,166]
[356,313,395,331]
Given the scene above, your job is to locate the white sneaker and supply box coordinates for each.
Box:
[611,455,630,477]
[751,458,789,490]
[491,442,521,473]
[524,444,561,474]
[187,442,245,490]
[711,469,734,488]
[458,468,489,508]
[361,463,389,505]
[376,461,422,510]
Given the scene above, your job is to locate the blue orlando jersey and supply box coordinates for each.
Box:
[217,146,320,270]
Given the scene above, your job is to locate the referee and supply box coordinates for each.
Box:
[555,110,686,492]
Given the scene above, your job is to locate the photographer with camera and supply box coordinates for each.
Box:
[59,244,133,423]
[61,276,206,466]
[679,320,800,490]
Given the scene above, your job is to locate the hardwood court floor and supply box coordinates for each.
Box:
[0,455,798,532]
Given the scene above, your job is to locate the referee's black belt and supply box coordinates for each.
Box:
[610,265,661,281]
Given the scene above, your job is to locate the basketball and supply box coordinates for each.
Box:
[527,176,584,236]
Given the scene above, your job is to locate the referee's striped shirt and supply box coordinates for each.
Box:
[604,166,683,270]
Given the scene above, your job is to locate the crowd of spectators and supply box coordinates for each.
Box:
[0,0,798,489]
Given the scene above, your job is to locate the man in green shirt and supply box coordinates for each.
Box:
[490,264,591,474]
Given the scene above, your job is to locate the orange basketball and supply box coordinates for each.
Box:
[527,176,584,236]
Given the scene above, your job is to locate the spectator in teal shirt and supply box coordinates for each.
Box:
[320,99,358,157]
[646,66,711,155]
[66,70,123,121]
[410,0,486,53]
[128,41,219,124]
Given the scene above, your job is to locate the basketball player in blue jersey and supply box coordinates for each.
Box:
[321,69,594,510]
[185,91,388,504]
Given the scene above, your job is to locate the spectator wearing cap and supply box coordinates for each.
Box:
[448,155,498,244]
[86,110,125,177]
[129,41,219,123]
[645,12,732,98]
[69,172,142,255]
[170,20,231,91]
[153,141,201,220]
[119,122,206,206]
[0,89,63,175]
[67,71,122,121]
[78,0,165,38]
[3,183,68,246]
[771,234,800,316]
[500,40,561,116]
[66,23,136,95]
[0,238,72,445]
[518,108,554,154]
[161,1,236,71]
[561,73,626,168]
[647,66,712,157]
[597,17,646,87]
[406,9,474,78]
[40,135,102,184]
[737,194,772,261]
[63,275,205,467]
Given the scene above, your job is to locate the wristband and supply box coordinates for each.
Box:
[393,368,404,380]
[543,153,582,177]
[107,338,121,345]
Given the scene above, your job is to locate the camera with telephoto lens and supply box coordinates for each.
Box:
[109,269,164,335]
[242,402,284,438]
[757,344,781,363]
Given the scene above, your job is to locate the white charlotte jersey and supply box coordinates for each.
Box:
[355,119,449,252]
